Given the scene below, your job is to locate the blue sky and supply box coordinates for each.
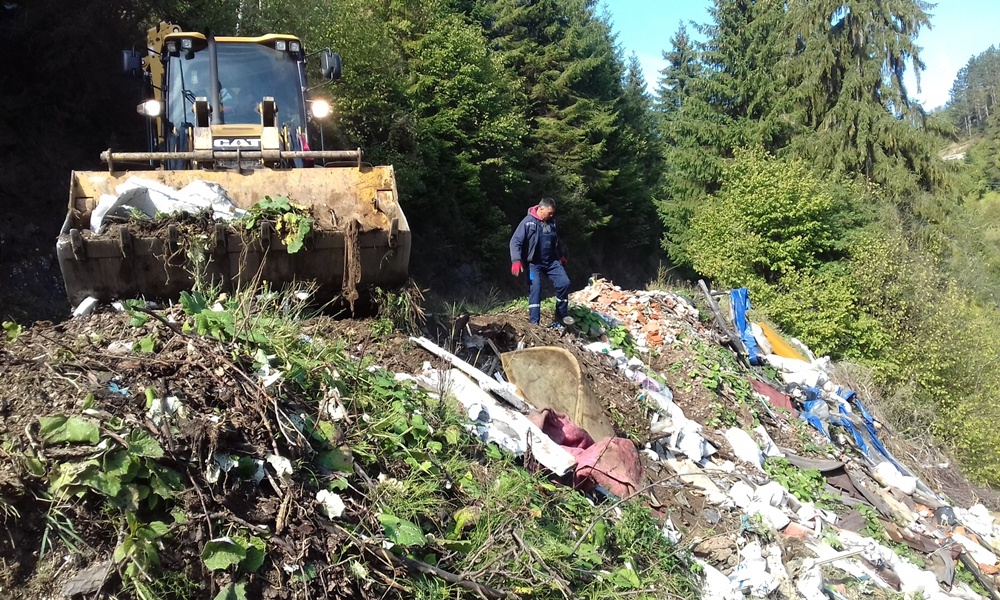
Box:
[604,1,1000,110]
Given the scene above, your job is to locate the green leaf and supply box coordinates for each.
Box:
[316,448,353,473]
[444,426,462,446]
[378,513,426,548]
[37,415,100,445]
[103,449,140,481]
[147,520,170,537]
[238,536,266,573]
[611,564,641,588]
[149,464,184,500]
[202,537,247,571]
[137,336,155,354]
[125,430,163,458]
[311,420,338,444]
[438,539,473,553]
[179,290,208,316]
[2,320,22,342]
[213,581,248,600]
[23,455,46,477]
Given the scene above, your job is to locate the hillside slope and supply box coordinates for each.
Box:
[2,280,999,599]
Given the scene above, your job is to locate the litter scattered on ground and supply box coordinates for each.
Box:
[4,278,1000,599]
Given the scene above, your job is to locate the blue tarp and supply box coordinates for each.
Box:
[729,288,760,365]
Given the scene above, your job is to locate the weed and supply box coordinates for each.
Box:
[442,287,504,317]
[763,457,826,504]
[368,317,395,340]
[568,304,638,356]
[956,560,990,597]
[40,502,87,557]
[2,320,22,343]
[115,513,169,598]
[240,195,314,253]
[374,283,426,333]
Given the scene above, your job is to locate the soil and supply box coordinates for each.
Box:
[0,306,667,598]
[5,297,1000,597]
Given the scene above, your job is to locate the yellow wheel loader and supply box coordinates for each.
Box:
[57,22,410,307]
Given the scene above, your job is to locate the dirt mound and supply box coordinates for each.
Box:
[0,296,705,599]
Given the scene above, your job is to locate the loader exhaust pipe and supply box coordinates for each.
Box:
[208,34,223,124]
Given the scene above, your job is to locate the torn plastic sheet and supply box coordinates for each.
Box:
[422,367,576,476]
[830,530,979,599]
[646,390,716,462]
[765,354,828,388]
[802,399,831,439]
[724,427,764,471]
[954,504,999,541]
[696,558,744,600]
[729,288,760,365]
[873,462,917,496]
[664,458,731,506]
[830,403,870,456]
[91,177,245,233]
[753,424,784,458]
[206,452,238,484]
[146,395,185,428]
[316,490,346,518]
[267,454,294,484]
[729,541,779,596]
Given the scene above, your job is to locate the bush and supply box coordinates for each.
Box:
[685,147,851,286]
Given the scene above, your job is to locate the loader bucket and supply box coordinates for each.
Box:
[57,166,410,306]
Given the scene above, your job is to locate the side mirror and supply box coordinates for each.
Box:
[122,50,143,79]
[320,50,342,81]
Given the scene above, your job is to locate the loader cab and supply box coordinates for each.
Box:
[160,34,311,165]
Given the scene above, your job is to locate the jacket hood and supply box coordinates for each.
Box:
[529,205,547,220]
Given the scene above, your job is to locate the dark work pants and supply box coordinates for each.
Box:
[528,261,570,324]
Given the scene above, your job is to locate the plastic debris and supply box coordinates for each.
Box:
[267,454,294,483]
[146,395,185,427]
[724,427,764,471]
[729,541,779,596]
[316,490,346,518]
[72,296,99,318]
[90,177,244,233]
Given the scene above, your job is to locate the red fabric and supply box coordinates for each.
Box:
[529,409,594,449]
[750,379,797,417]
[574,437,642,498]
[529,409,642,498]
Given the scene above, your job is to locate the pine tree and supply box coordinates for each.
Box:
[474,0,624,242]
[655,0,789,264]
[784,0,944,195]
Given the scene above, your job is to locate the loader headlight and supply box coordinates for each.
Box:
[180,38,193,50]
[165,40,177,54]
[275,40,287,51]
[136,99,162,117]
[310,99,331,119]
[289,41,301,53]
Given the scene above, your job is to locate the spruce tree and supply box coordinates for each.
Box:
[784,0,944,195]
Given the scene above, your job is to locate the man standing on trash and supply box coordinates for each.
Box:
[509,197,571,327]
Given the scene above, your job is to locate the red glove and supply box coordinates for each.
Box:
[560,256,567,266]
[511,261,524,276]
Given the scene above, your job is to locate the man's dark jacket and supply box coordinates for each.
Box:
[509,205,567,265]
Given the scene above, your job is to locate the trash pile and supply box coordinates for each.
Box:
[402,277,1000,599]
[568,278,706,349]
[2,278,1000,600]
[559,279,1000,600]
